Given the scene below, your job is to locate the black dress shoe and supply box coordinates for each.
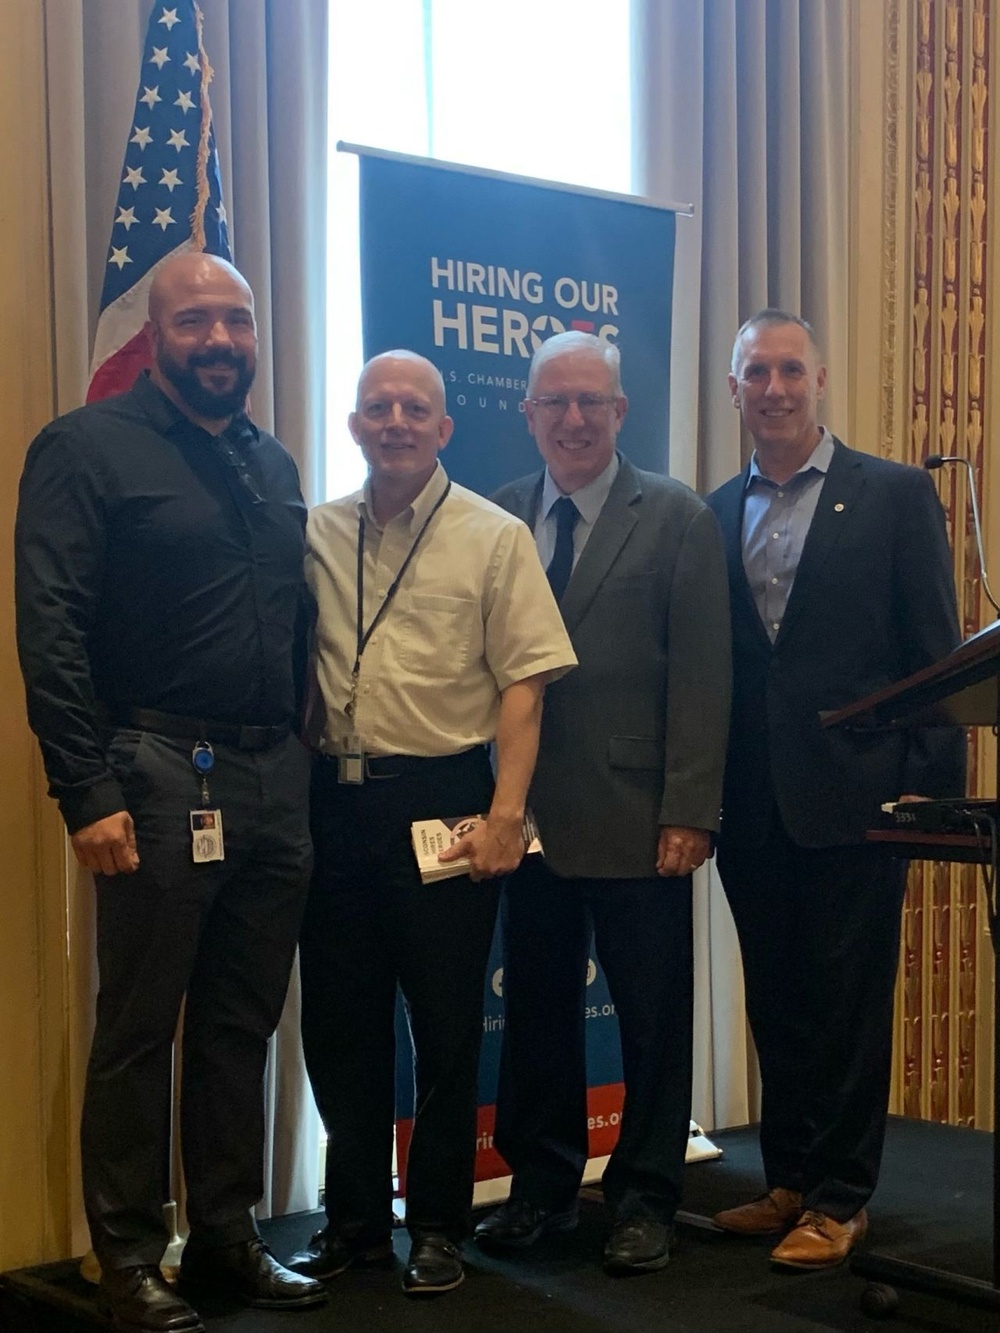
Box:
[96,1265,204,1333]
[286,1226,395,1279]
[474,1198,579,1248]
[603,1218,673,1275]
[401,1235,464,1296]
[180,1236,327,1309]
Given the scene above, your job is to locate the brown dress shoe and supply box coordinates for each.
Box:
[714,1188,803,1236]
[770,1208,868,1270]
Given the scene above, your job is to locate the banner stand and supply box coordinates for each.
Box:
[348,137,704,1202]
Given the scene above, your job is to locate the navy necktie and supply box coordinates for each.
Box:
[546,497,579,602]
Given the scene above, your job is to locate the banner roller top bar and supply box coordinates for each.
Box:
[337,140,695,218]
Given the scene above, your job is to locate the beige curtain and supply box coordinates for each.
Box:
[43,0,327,1244]
[631,0,852,1130]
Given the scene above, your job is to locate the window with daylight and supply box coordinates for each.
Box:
[324,0,633,500]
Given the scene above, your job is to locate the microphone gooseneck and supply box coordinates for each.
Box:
[923,454,1000,615]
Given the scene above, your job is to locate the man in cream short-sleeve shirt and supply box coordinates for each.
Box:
[290,350,576,1299]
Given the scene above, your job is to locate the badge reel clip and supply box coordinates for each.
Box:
[190,740,224,862]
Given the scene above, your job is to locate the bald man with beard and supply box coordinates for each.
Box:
[16,252,325,1332]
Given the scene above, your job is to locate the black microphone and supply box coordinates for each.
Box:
[924,454,1000,615]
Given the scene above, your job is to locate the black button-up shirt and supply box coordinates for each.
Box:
[15,373,308,832]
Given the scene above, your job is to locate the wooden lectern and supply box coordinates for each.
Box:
[822,619,1000,1313]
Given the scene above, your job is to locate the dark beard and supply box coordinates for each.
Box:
[157,347,255,421]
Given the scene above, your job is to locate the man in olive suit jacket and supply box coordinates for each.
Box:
[475,331,731,1276]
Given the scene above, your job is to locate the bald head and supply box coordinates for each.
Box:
[356,350,447,414]
[349,350,453,514]
[145,250,257,431]
[147,251,253,323]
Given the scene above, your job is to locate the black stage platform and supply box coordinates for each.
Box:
[1,1118,994,1332]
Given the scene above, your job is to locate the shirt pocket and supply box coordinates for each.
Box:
[395,593,480,676]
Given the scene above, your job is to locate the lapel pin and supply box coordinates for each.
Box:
[834,503,845,512]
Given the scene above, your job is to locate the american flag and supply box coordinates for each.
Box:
[87,1,231,403]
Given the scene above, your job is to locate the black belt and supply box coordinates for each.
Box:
[111,707,291,752]
[318,747,486,780]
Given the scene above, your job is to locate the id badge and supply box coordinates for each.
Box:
[338,733,365,785]
[190,809,225,862]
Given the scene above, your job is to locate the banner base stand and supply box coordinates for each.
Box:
[686,1121,724,1164]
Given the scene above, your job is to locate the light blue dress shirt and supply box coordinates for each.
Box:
[533,452,620,570]
[742,429,835,642]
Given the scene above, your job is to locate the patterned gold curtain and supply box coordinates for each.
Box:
[877,0,996,1128]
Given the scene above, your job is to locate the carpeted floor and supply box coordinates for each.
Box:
[2,1118,996,1332]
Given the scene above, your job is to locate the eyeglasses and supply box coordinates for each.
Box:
[527,394,619,419]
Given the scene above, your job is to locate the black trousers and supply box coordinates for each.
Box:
[300,749,499,1244]
[82,729,312,1269]
[494,857,694,1225]
[717,816,908,1221]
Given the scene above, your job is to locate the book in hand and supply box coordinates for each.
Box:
[410,811,543,883]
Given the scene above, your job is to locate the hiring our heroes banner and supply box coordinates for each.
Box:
[357,149,677,494]
[354,147,677,1188]
[393,926,628,1194]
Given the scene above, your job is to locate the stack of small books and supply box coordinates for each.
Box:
[410,811,543,883]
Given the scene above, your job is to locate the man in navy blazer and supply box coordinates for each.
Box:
[705,310,965,1269]
[474,331,731,1275]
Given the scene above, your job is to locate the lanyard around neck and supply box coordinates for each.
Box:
[347,481,452,717]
